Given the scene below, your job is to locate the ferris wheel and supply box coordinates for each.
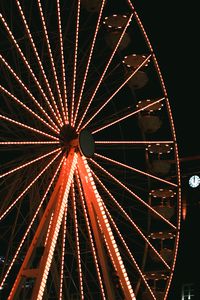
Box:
[0,0,181,299]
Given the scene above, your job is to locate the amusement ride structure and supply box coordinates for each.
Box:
[0,0,181,299]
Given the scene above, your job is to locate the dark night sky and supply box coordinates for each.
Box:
[133,2,200,158]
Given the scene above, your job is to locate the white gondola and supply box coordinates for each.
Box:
[126,70,149,90]
[138,115,162,134]
[150,188,175,220]
[142,272,169,300]
[81,0,102,12]
[105,31,131,50]
[150,160,171,176]
[150,188,176,198]
[136,99,164,113]
[147,143,173,154]
[103,14,129,29]
[149,231,175,263]
[153,205,175,220]
[123,54,150,69]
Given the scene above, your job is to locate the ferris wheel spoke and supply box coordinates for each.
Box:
[76,13,133,131]
[0,141,60,146]
[0,113,59,140]
[0,13,63,127]
[92,97,165,134]
[57,0,69,123]
[0,156,64,291]
[80,54,152,131]
[59,204,68,300]
[102,203,156,299]
[77,155,136,300]
[89,158,177,230]
[73,0,106,127]
[0,147,61,179]
[16,0,66,126]
[94,153,177,187]
[0,150,62,223]
[71,0,81,125]
[0,54,59,131]
[95,140,174,146]
[75,170,106,300]
[71,182,84,299]
[91,170,171,270]
[0,84,59,134]
[37,0,66,124]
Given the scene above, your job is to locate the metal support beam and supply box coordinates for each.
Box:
[8,149,77,300]
[77,154,135,300]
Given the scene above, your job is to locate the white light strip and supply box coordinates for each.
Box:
[44,213,54,246]
[0,141,59,145]
[72,182,84,299]
[59,205,67,300]
[75,171,106,300]
[57,0,69,123]
[71,0,81,125]
[95,140,174,145]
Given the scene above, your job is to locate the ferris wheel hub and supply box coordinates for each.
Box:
[78,129,95,158]
[59,124,78,152]
[59,125,95,158]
